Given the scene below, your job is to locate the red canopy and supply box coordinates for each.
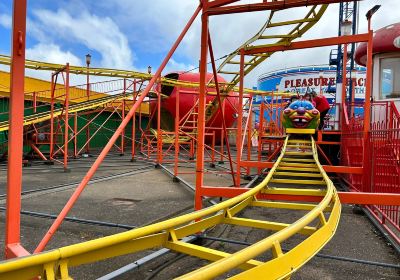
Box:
[355,22,400,66]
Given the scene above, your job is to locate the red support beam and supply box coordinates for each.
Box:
[34,3,202,253]
[235,49,245,187]
[208,31,236,186]
[195,2,209,210]
[200,186,400,206]
[5,0,30,258]
[244,34,369,55]
[339,193,400,206]
[322,165,363,174]
[63,64,70,171]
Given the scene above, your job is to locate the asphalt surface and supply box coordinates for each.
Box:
[0,153,398,279]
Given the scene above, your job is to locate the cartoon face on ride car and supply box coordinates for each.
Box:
[282,100,320,129]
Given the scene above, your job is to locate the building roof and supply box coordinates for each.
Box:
[355,22,400,66]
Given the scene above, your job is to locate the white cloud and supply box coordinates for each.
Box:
[0,13,11,29]
[26,43,82,65]
[110,0,400,87]
[165,58,196,74]
[31,8,134,69]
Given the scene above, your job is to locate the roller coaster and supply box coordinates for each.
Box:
[0,1,399,279]
[0,131,340,279]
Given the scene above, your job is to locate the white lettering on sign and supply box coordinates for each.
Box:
[278,71,366,98]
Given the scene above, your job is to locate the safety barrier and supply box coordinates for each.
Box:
[0,134,340,279]
[342,101,400,245]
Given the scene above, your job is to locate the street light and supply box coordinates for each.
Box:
[341,20,352,36]
[366,5,381,31]
[85,54,91,100]
[85,53,91,154]
[85,53,92,66]
[147,65,152,74]
[366,5,381,20]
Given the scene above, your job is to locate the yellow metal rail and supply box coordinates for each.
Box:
[205,4,328,120]
[0,55,272,97]
[0,92,136,132]
[0,133,341,279]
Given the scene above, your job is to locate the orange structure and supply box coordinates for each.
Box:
[2,0,399,270]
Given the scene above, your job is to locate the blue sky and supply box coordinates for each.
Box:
[0,0,199,75]
[0,1,399,86]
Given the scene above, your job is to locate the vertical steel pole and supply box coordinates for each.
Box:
[86,62,90,154]
[157,78,162,164]
[63,64,70,171]
[74,112,77,158]
[121,79,126,154]
[5,0,28,258]
[33,91,36,113]
[341,43,348,129]
[195,1,209,210]
[258,98,264,173]
[49,74,55,160]
[208,32,235,185]
[363,21,373,190]
[174,87,180,177]
[131,79,137,161]
[236,49,245,187]
[247,94,253,176]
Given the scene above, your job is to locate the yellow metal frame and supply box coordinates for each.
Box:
[204,4,328,120]
[0,134,340,280]
[0,54,279,97]
[0,92,139,132]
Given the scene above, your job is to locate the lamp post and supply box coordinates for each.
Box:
[147,65,152,75]
[85,54,91,154]
[363,5,380,191]
[86,54,91,100]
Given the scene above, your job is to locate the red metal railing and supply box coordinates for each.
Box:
[342,101,400,244]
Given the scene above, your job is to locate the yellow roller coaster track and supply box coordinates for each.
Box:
[205,4,328,120]
[0,133,341,280]
[0,55,271,97]
[0,92,135,132]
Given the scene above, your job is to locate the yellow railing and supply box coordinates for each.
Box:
[0,54,277,97]
[0,92,134,132]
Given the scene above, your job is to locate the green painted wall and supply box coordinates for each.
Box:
[0,99,149,157]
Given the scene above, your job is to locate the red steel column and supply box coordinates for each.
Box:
[157,78,162,164]
[74,112,78,158]
[49,74,55,160]
[131,79,137,161]
[121,79,126,154]
[363,24,374,190]
[208,32,235,185]
[236,49,245,187]
[63,64,70,170]
[195,1,209,210]
[86,65,90,154]
[174,88,180,177]
[341,43,348,129]
[5,0,29,258]
[33,91,37,112]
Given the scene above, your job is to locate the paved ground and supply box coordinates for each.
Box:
[0,152,398,279]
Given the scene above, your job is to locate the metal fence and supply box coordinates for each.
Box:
[342,101,400,245]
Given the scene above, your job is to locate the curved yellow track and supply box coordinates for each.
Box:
[205,4,328,120]
[0,55,268,96]
[0,134,340,280]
